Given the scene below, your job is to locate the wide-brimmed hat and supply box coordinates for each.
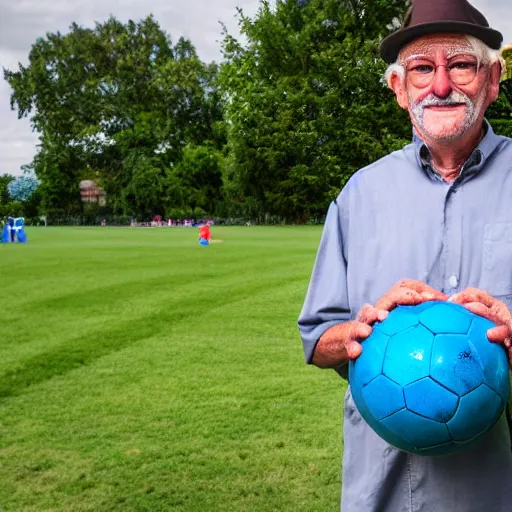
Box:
[380,0,503,63]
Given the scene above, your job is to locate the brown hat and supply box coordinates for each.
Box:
[380,0,503,63]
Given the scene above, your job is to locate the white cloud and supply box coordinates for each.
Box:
[0,0,510,176]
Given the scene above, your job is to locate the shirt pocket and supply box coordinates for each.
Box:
[481,223,512,299]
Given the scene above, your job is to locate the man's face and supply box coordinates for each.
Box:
[393,34,500,142]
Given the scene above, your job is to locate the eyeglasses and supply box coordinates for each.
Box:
[404,54,484,88]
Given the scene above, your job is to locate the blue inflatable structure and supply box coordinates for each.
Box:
[2,217,27,244]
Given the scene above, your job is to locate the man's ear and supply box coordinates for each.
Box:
[487,61,502,105]
[388,71,408,110]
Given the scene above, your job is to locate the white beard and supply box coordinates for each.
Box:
[408,90,485,141]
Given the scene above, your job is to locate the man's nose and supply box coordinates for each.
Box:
[431,65,452,99]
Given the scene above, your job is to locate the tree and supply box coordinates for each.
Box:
[220,0,411,223]
[502,45,512,81]
[118,152,165,218]
[165,144,224,217]
[7,173,40,202]
[4,16,225,218]
[0,174,14,218]
[0,174,13,204]
[486,47,512,138]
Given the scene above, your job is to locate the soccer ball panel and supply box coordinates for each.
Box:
[404,377,459,422]
[362,375,406,421]
[383,325,433,386]
[350,329,389,387]
[447,384,503,442]
[467,317,511,403]
[380,409,452,449]
[430,334,484,395]
[377,308,419,336]
[419,302,473,334]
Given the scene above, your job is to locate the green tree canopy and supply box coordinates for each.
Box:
[0,174,24,219]
[166,144,224,218]
[4,16,225,218]
[220,0,411,223]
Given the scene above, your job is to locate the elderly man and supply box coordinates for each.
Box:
[298,0,512,510]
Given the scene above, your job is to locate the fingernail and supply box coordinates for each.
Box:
[378,310,389,321]
[348,342,362,359]
[424,293,435,300]
[447,294,457,302]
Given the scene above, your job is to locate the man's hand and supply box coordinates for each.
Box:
[449,287,512,368]
[374,279,448,311]
[313,280,447,369]
[313,309,386,368]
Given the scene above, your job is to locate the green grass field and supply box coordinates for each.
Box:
[0,226,346,512]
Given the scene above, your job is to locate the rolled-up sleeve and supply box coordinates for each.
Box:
[298,198,351,364]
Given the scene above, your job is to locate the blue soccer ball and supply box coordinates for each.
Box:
[199,238,209,246]
[349,300,510,456]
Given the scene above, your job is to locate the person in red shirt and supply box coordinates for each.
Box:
[199,224,211,245]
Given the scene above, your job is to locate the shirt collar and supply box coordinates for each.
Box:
[413,120,501,182]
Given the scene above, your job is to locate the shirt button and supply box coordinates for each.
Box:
[449,275,458,288]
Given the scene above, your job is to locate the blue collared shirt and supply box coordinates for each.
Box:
[298,122,512,511]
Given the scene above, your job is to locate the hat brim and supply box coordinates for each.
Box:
[380,21,503,63]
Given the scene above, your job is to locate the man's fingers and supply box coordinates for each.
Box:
[400,279,448,300]
[356,304,372,323]
[374,280,447,312]
[398,279,433,292]
[470,289,494,307]
[347,342,363,360]
[449,288,495,307]
[377,309,389,322]
[448,288,512,370]
[350,322,372,341]
[463,301,492,319]
[375,290,424,311]
[420,290,448,301]
[357,304,389,324]
[459,300,512,329]
[487,325,510,344]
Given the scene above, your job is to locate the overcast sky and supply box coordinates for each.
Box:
[1,0,511,177]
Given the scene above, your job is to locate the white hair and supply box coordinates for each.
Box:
[384,34,506,86]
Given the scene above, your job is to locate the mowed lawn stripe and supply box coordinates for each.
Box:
[0,227,309,368]
[0,250,306,350]
[0,271,306,399]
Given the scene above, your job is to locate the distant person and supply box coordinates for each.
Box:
[199,224,211,246]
